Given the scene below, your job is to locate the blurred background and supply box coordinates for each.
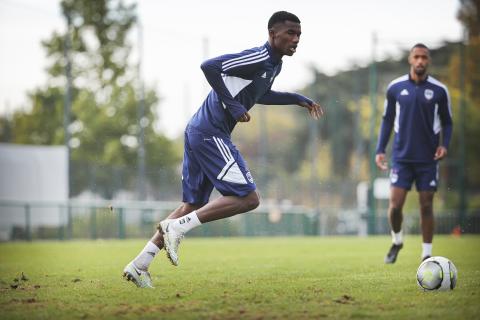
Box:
[0,0,478,240]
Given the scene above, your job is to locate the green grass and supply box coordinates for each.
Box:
[0,236,479,319]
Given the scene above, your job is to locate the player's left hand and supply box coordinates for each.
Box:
[434,146,448,160]
[299,101,324,120]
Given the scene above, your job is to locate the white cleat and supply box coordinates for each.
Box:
[160,219,184,266]
[123,262,154,288]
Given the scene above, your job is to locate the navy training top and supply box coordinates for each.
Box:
[188,41,312,137]
[376,74,453,163]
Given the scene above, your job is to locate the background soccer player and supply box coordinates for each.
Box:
[123,11,324,287]
[375,43,453,264]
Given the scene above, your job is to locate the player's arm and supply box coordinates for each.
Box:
[375,87,396,170]
[434,87,453,160]
[200,49,266,122]
[258,90,324,120]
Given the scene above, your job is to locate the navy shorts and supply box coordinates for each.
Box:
[389,161,439,191]
[181,126,256,205]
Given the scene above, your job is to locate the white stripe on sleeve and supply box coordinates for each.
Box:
[223,50,268,70]
[223,55,269,72]
[222,48,267,68]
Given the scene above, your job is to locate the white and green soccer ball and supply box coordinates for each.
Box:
[416,256,457,291]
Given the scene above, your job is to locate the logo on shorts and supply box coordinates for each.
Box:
[429,180,437,187]
[390,168,398,184]
[246,171,254,184]
[424,89,434,100]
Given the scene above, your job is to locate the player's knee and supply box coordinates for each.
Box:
[245,191,260,211]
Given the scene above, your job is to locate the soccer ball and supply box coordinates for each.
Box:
[416,256,457,291]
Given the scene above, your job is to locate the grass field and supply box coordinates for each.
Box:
[1,235,479,319]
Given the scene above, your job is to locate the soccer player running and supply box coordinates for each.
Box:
[123,11,324,287]
[375,43,453,264]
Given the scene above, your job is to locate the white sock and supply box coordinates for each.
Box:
[132,241,160,271]
[170,210,202,234]
[422,243,432,259]
[391,230,403,245]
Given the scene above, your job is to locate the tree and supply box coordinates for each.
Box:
[0,0,180,199]
[453,0,480,210]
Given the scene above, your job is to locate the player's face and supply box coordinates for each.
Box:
[409,47,430,76]
[270,21,301,57]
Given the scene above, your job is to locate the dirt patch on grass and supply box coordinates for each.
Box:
[334,294,354,304]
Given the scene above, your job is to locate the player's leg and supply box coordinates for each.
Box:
[418,191,434,260]
[160,129,258,265]
[123,131,207,286]
[160,192,259,265]
[415,162,438,261]
[125,203,203,282]
[389,186,408,236]
[385,187,408,264]
[194,190,259,223]
[123,203,202,281]
[385,161,413,264]
[169,132,258,226]
[143,203,202,248]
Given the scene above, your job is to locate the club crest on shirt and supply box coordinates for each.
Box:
[424,89,434,100]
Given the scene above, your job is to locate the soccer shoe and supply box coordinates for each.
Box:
[123,262,154,288]
[384,243,403,264]
[160,219,184,266]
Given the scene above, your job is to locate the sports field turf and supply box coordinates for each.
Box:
[1,235,479,319]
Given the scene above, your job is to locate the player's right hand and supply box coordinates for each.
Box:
[375,153,388,171]
[298,101,324,120]
[238,112,251,122]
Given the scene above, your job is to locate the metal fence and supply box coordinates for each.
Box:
[1,200,479,241]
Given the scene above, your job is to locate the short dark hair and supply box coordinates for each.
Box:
[411,43,430,52]
[268,11,300,29]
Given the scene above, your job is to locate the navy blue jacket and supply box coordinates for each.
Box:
[188,42,312,137]
[376,74,453,163]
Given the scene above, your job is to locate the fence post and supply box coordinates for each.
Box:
[314,210,320,235]
[304,211,318,236]
[90,207,97,239]
[244,214,253,236]
[202,221,210,237]
[118,207,125,239]
[368,33,378,235]
[25,204,31,241]
[58,204,64,240]
[67,204,72,239]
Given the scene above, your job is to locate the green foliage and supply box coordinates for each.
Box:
[0,0,180,199]
[9,87,65,145]
[0,236,479,319]
[45,0,136,86]
[432,1,480,204]
[0,116,12,142]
